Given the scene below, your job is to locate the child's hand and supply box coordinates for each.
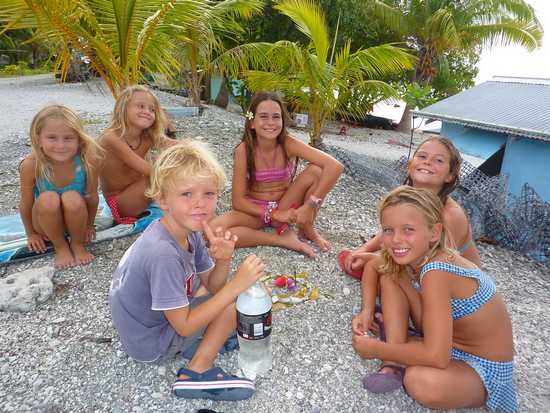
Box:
[202,221,238,260]
[85,226,96,244]
[348,251,377,272]
[27,233,48,253]
[273,208,297,224]
[352,333,379,359]
[352,309,374,336]
[233,254,266,292]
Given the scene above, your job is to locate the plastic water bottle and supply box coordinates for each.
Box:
[236,282,273,380]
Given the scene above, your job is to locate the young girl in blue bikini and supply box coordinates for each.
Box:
[340,136,481,278]
[19,105,102,269]
[352,186,516,413]
[211,91,343,257]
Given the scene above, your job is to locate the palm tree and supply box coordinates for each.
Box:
[366,0,544,131]
[175,0,264,106]
[215,0,415,146]
[0,0,213,97]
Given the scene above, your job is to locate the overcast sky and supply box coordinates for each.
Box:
[475,0,550,83]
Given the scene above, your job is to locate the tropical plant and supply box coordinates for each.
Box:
[0,0,214,97]
[367,0,544,130]
[175,0,264,106]
[215,0,415,146]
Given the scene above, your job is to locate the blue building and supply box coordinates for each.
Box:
[413,77,550,203]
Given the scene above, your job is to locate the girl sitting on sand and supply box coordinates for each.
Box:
[19,105,102,269]
[99,85,177,224]
[352,186,516,413]
[211,91,343,257]
[340,136,480,277]
[345,137,481,344]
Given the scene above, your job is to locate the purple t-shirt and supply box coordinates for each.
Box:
[109,221,214,362]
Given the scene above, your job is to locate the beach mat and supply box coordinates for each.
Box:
[0,194,163,265]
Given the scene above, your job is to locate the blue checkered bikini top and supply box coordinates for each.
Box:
[33,155,87,198]
[416,261,497,320]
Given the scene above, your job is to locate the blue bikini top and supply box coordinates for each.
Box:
[415,261,496,320]
[33,155,87,198]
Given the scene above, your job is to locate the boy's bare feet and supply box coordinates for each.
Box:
[54,244,76,270]
[280,229,316,257]
[300,225,330,252]
[71,242,94,266]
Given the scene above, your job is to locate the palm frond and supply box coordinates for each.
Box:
[353,44,416,78]
[466,18,542,50]
[367,0,410,36]
[274,0,329,64]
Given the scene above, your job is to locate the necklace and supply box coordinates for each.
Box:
[256,146,278,169]
[125,135,142,151]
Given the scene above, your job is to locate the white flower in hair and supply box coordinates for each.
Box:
[245,111,254,120]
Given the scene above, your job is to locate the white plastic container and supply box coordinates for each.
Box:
[236,282,273,380]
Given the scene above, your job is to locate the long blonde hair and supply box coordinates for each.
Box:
[378,186,453,278]
[29,105,101,181]
[146,139,227,201]
[105,85,167,150]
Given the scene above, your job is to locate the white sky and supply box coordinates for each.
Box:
[476,0,550,83]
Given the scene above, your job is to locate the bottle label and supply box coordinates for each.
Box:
[236,309,272,340]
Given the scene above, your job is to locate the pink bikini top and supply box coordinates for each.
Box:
[252,160,295,183]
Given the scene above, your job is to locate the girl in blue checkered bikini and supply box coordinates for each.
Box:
[352,186,517,412]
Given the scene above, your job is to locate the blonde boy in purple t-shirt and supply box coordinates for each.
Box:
[109,140,265,401]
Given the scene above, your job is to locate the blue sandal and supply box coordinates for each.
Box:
[181,333,239,360]
[173,366,254,400]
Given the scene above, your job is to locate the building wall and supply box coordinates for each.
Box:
[441,122,550,203]
[441,123,506,159]
[501,137,550,202]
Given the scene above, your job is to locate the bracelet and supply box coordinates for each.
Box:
[307,195,323,210]
[263,201,278,225]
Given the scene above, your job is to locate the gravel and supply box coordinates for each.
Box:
[0,75,549,412]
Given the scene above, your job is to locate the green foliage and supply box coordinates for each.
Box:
[401,82,437,109]
[431,48,479,99]
[173,0,264,106]
[369,0,543,82]
[367,0,543,128]
[318,0,401,51]
[0,60,50,76]
[0,29,51,67]
[240,1,306,43]
[216,0,415,146]
[0,0,229,97]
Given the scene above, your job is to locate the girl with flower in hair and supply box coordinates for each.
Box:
[211,91,343,257]
[99,85,177,224]
[19,105,102,269]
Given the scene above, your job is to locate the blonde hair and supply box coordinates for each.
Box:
[29,104,102,181]
[146,139,227,200]
[378,186,454,278]
[105,85,167,150]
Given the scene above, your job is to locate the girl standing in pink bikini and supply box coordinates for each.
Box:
[211,91,343,257]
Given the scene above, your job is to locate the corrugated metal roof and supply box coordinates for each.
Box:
[412,79,550,141]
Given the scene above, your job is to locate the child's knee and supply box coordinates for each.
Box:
[404,366,441,406]
[218,303,237,330]
[304,164,322,181]
[36,191,61,211]
[60,191,85,211]
[379,273,398,289]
